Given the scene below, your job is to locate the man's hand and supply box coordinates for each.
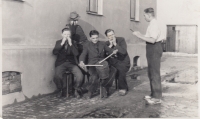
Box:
[113,49,118,54]
[109,41,113,48]
[112,37,117,46]
[132,31,141,38]
[79,61,85,69]
[61,38,67,46]
[67,36,72,46]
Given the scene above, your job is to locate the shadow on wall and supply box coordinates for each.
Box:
[78,19,106,40]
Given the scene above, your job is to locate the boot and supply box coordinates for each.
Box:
[56,89,62,98]
[85,91,92,99]
[61,88,67,97]
[102,87,109,98]
[75,90,80,99]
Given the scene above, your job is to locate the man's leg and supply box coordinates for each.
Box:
[145,43,163,105]
[146,43,155,98]
[150,43,163,99]
[87,67,99,98]
[54,64,68,97]
[101,66,117,98]
[112,63,130,96]
[116,64,129,90]
[69,65,84,98]
[147,54,154,97]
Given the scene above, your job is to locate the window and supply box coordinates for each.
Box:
[130,0,139,21]
[87,0,103,16]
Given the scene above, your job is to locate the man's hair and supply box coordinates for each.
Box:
[62,28,71,33]
[89,30,99,37]
[144,8,155,16]
[105,29,115,36]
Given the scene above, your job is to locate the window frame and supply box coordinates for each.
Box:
[130,0,140,21]
[87,0,103,16]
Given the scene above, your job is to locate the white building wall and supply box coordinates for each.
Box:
[156,0,200,39]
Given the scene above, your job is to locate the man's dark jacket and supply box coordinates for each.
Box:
[105,37,130,67]
[53,40,79,67]
[79,41,113,65]
[67,24,88,44]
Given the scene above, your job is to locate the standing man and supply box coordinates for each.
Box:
[105,29,131,96]
[66,11,89,92]
[132,8,163,104]
[66,11,88,54]
[53,28,84,99]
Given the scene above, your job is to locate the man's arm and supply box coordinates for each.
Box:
[135,33,156,43]
[79,43,88,63]
[133,24,159,44]
[53,41,64,55]
[113,38,128,55]
[104,43,114,54]
[76,26,88,42]
[70,41,79,56]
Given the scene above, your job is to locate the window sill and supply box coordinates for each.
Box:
[130,18,139,22]
[87,11,103,16]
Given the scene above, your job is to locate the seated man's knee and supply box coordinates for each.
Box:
[54,72,63,80]
[90,74,99,81]
[72,66,84,80]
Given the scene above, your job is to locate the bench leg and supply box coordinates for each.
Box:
[66,75,69,98]
[115,79,118,90]
[100,79,102,98]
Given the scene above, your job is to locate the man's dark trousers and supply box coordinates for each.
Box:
[54,62,83,91]
[146,42,163,99]
[111,62,130,91]
[87,66,116,94]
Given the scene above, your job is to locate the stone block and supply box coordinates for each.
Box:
[174,68,197,84]
[9,75,22,93]
[2,84,10,95]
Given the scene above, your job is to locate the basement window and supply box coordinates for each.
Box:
[130,0,140,21]
[86,0,103,16]
[2,71,22,95]
[133,56,140,66]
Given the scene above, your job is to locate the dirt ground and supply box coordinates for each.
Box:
[2,53,198,118]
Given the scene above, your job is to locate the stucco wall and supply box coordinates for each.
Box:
[3,0,156,45]
[2,0,157,105]
[2,46,56,106]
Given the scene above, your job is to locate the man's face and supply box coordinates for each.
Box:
[106,31,115,41]
[90,34,99,44]
[144,13,150,22]
[62,30,71,38]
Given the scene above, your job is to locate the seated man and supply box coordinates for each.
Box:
[79,30,117,99]
[105,29,131,96]
[53,28,84,99]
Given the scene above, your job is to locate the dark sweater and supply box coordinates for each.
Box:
[53,39,79,67]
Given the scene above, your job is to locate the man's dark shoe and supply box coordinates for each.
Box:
[61,89,67,97]
[56,89,63,98]
[102,87,109,98]
[85,92,92,99]
[75,89,82,99]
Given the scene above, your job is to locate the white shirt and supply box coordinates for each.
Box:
[145,19,163,42]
